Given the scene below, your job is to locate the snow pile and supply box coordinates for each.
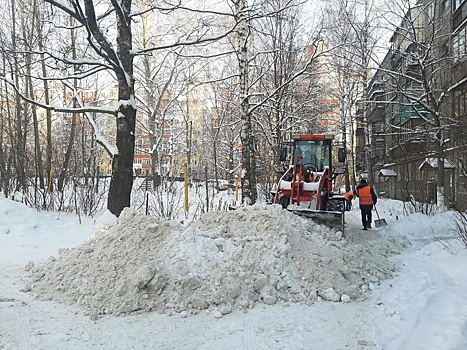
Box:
[25,205,409,318]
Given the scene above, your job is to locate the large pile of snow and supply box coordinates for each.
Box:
[25,204,409,319]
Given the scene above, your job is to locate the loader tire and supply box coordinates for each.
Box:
[326,197,345,213]
[279,195,290,209]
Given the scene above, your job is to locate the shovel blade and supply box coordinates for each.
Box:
[374,218,387,227]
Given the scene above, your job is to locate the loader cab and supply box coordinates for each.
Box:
[292,138,332,172]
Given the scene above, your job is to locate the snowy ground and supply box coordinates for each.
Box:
[1,197,467,350]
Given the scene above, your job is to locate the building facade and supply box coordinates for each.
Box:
[357,0,467,208]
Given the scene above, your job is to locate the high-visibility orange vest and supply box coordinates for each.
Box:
[343,191,353,200]
[358,186,374,205]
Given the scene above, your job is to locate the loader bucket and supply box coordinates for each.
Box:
[291,209,345,233]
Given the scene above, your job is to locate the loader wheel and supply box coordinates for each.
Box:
[326,197,345,213]
[279,195,290,209]
[320,189,328,210]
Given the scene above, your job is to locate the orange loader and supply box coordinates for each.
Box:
[272,134,347,231]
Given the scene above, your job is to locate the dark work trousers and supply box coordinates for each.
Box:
[360,205,373,228]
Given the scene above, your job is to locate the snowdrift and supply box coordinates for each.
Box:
[25,205,409,318]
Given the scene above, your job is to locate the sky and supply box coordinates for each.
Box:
[1,195,467,350]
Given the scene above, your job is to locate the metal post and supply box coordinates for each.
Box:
[204,166,209,212]
[145,192,149,215]
[184,163,189,215]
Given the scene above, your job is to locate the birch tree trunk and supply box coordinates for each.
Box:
[233,0,257,205]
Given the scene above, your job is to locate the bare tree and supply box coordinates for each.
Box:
[247,1,332,200]
[230,0,256,204]
[204,64,242,191]
[229,0,331,204]
[0,0,237,216]
[323,0,386,190]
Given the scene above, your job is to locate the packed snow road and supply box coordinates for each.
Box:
[1,265,381,350]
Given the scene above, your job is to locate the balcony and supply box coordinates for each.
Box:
[368,102,385,122]
[404,59,421,79]
[453,58,467,82]
[395,104,426,125]
[389,140,427,159]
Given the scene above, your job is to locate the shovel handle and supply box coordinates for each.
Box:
[374,205,381,219]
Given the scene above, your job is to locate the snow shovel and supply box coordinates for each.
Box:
[374,205,387,227]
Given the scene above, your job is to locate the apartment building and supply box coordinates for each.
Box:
[357,0,467,207]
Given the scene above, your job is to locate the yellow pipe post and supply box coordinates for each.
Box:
[184,163,189,215]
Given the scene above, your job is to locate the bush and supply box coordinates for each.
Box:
[453,211,467,248]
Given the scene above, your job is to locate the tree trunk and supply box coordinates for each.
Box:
[107,102,136,216]
[11,0,27,193]
[27,0,45,193]
[235,0,257,205]
[142,13,161,189]
[436,126,445,208]
[106,0,136,216]
[58,23,78,193]
[36,6,54,196]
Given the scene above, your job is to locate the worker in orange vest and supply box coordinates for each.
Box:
[343,191,354,211]
[355,178,378,230]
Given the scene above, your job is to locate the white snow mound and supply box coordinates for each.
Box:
[26,205,408,317]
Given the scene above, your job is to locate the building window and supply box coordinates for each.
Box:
[454,0,464,12]
[453,25,467,59]
[453,83,467,119]
[461,29,466,55]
